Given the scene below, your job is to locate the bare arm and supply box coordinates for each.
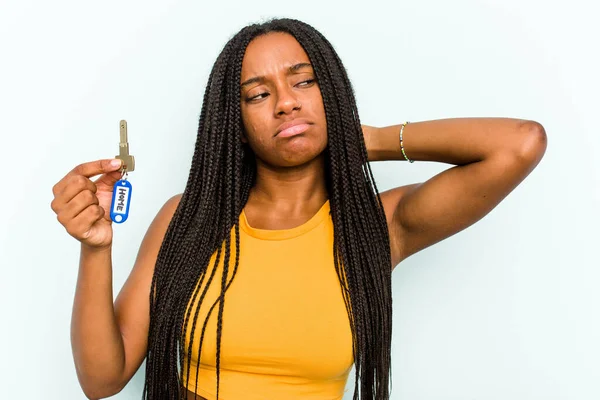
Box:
[363,118,547,269]
[70,193,182,398]
[71,244,125,398]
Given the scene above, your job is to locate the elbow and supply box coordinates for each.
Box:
[515,120,548,164]
[76,370,125,399]
[80,382,124,400]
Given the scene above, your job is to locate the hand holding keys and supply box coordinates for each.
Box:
[110,120,134,224]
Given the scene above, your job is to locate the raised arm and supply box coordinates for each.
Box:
[363,118,547,269]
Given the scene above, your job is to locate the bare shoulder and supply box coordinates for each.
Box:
[112,192,183,389]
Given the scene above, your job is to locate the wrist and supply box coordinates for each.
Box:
[81,242,112,254]
[361,124,378,161]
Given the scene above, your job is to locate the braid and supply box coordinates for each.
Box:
[143,18,392,400]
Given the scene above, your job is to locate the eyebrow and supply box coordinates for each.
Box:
[240,62,313,90]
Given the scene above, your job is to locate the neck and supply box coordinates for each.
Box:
[248,154,328,210]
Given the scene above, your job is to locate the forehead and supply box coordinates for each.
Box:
[241,32,310,79]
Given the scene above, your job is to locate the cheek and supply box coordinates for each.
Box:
[305,93,327,124]
[242,112,269,147]
[317,98,327,122]
[250,120,266,143]
[241,109,255,133]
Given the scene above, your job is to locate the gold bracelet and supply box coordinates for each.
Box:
[399,121,414,163]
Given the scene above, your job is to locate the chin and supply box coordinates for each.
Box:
[278,148,326,168]
[281,134,326,157]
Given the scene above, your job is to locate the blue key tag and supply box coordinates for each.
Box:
[110,171,132,224]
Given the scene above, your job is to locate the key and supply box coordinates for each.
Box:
[116,119,135,172]
[111,119,134,224]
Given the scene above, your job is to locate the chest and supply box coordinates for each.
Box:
[183,224,354,381]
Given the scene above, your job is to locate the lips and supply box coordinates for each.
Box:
[275,118,312,137]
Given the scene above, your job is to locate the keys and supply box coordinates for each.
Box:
[116,120,135,173]
[111,119,134,224]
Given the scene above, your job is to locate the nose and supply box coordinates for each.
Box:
[274,84,301,116]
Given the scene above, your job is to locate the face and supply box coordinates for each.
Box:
[239,32,327,168]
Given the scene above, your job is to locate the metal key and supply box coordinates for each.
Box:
[116,120,135,173]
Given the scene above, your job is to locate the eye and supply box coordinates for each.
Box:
[296,79,315,87]
[245,79,316,102]
[246,92,268,102]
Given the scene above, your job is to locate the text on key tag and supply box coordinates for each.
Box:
[111,178,132,223]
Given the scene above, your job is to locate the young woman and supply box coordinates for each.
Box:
[50,18,547,400]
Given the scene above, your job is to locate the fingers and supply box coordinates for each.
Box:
[51,174,98,214]
[93,169,127,191]
[52,159,122,197]
[72,158,123,178]
[55,188,100,225]
[50,159,124,240]
[65,202,106,240]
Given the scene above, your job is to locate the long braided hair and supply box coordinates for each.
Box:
[143,18,393,400]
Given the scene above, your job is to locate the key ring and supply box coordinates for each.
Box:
[111,119,134,224]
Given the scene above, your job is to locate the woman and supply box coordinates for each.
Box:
[50,18,547,400]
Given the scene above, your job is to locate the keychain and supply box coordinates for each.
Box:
[110,120,135,223]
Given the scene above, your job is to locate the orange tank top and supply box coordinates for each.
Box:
[182,200,354,399]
